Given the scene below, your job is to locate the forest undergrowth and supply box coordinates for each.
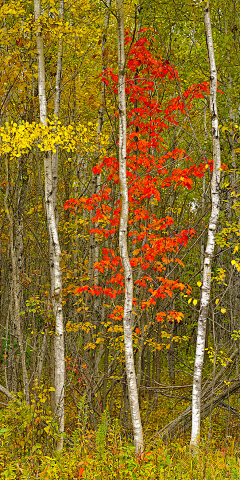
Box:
[0,370,239,480]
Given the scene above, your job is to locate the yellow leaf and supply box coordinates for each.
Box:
[233,245,239,254]
[193,299,198,306]
[188,298,192,304]
[215,299,219,305]
[197,281,202,287]
[221,308,226,314]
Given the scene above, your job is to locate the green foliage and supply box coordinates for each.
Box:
[0,384,58,463]
[0,403,239,479]
[95,408,109,462]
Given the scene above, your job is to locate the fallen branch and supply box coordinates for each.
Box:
[0,384,13,399]
[219,401,240,419]
[156,376,240,441]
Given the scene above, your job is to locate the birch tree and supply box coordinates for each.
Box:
[34,0,65,451]
[190,1,221,449]
[116,0,144,454]
[52,0,64,223]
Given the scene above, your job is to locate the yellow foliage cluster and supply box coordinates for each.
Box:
[0,120,98,158]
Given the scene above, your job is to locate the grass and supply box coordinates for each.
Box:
[0,375,239,479]
[0,397,239,479]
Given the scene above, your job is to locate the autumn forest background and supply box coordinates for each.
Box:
[0,0,240,478]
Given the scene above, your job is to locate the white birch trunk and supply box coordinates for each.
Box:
[201,101,207,277]
[34,0,65,450]
[190,1,221,448]
[52,0,64,222]
[116,0,144,454]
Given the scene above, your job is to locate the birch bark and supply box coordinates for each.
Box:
[34,0,65,450]
[52,0,64,223]
[190,1,221,448]
[116,0,144,454]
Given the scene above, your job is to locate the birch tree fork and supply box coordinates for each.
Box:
[190,1,221,449]
[116,0,144,454]
[34,0,65,451]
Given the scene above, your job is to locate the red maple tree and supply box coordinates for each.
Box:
[64,30,212,325]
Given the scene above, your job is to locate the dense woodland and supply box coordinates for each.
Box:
[1,0,240,477]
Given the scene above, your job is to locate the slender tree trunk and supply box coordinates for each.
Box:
[116,0,144,454]
[34,0,65,450]
[102,339,109,410]
[4,158,30,405]
[167,321,175,385]
[93,0,111,295]
[137,313,145,388]
[37,330,47,382]
[190,1,221,449]
[201,100,207,279]
[88,0,111,302]
[52,0,64,224]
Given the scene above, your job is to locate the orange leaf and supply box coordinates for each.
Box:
[78,466,84,479]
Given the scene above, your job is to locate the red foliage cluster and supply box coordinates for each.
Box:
[64,32,213,323]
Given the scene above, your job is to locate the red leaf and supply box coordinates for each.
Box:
[78,466,84,479]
